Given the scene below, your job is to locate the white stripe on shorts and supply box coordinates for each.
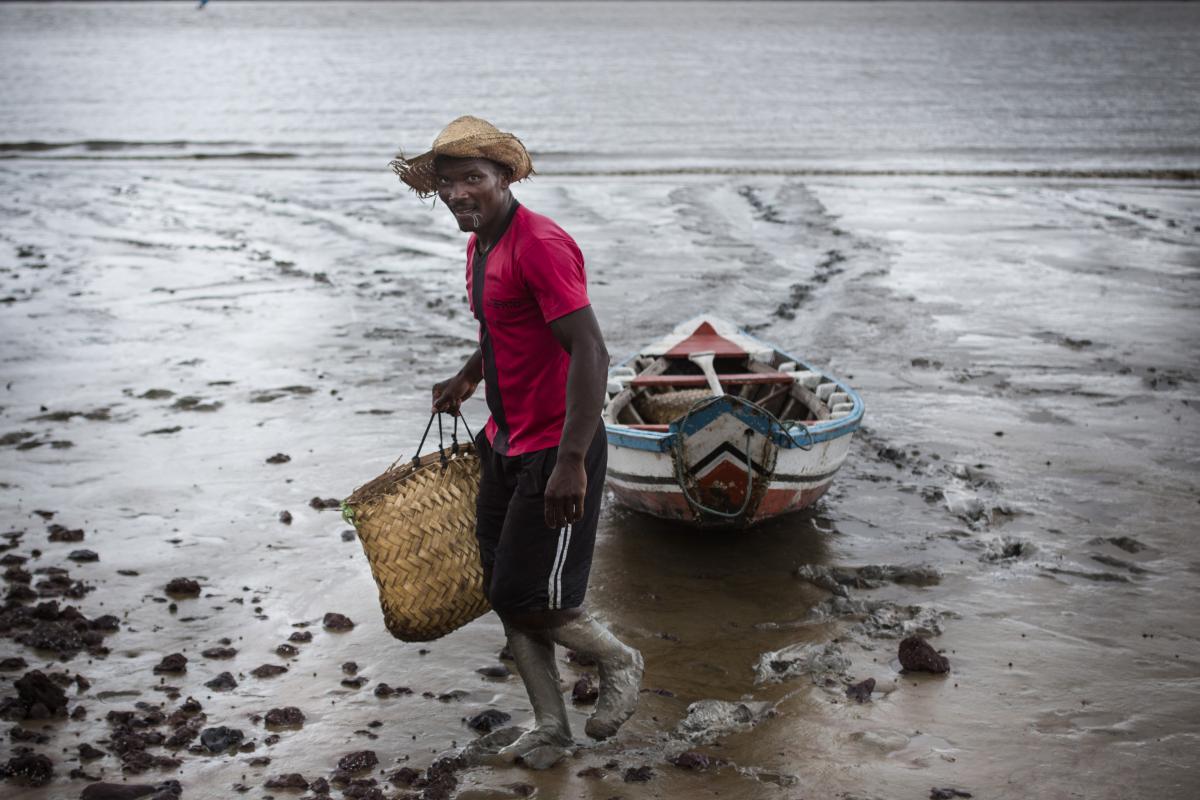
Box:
[548,524,572,610]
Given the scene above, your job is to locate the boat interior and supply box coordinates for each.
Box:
[604,351,855,432]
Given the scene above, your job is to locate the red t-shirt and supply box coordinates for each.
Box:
[466,203,590,456]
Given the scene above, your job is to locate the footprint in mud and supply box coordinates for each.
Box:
[249,385,315,404]
[1087,553,1150,575]
[1041,566,1130,583]
[30,408,112,422]
[172,396,222,413]
[1088,535,1149,554]
[773,249,848,320]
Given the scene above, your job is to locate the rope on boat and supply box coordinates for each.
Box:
[671,394,814,521]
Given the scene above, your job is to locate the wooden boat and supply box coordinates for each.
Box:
[603,316,863,527]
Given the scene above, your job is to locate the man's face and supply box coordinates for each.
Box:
[434,157,510,233]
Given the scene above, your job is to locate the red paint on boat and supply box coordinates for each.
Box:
[665,321,747,358]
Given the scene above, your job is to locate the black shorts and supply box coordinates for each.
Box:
[475,422,607,614]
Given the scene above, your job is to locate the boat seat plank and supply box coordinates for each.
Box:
[630,372,795,388]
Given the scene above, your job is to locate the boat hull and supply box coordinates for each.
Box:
[606,406,853,527]
[602,317,863,528]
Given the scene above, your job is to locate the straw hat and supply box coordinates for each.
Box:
[390,116,534,198]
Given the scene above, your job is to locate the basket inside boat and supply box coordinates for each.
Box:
[342,423,489,642]
[634,388,711,424]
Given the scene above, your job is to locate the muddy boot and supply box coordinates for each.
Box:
[496,629,573,766]
[549,613,643,740]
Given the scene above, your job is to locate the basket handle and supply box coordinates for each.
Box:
[412,411,476,468]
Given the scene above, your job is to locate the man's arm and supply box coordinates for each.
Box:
[543,306,609,528]
[432,348,483,413]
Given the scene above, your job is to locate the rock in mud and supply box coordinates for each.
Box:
[475,664,510,678]
[68,549,99,562]
[164,578,201,597]
[47,525,84,542]
[264,773,309,789]
[288,630,312,643]
[309,497,341,510]
[17,620,85,658]
[676,699,775,745]
[197,726,243,753]
[153,653,187,674]
[200,646,236,659]
[465,708,511,734]
[388,766,420,786]
[79,743,107,759]
[80,780,182,799]
[846,678,876,703]
[624,765,654,782]
[250,663,287,678]
[323,612,354,631]
[265,706,305,727]
[278,511,292,525]
[337,750,379,772]
[899,636,950,673]
[204,672,237,691]
[0,750,54,786]
[571,674,598,704]
[164,722,202,748]
[274,643,299,657]
[930,789,973,799]
[265,453,291,464]
[669,751,713,770]
[754,641,850,684]
[4,669,69,719]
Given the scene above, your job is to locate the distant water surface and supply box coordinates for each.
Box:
[0,1,1198,173]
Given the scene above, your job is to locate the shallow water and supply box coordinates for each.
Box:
[2,2,1200,799]
[1,2,1199,172]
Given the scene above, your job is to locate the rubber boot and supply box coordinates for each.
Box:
[496,629,573,769]
[548,613,643,740]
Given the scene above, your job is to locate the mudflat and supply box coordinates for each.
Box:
[1,165,1196,799]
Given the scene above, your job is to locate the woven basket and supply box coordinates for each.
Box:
[343,442,490,641]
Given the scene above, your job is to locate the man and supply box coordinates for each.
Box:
[390,117,643,769]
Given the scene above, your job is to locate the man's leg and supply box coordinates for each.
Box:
[474,432,573,762]
[496,626,572,768]
[491,424,643,746]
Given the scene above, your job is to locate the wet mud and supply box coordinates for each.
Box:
[1,166,1198,799]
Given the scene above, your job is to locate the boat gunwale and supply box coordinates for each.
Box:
[604,328,864,453]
